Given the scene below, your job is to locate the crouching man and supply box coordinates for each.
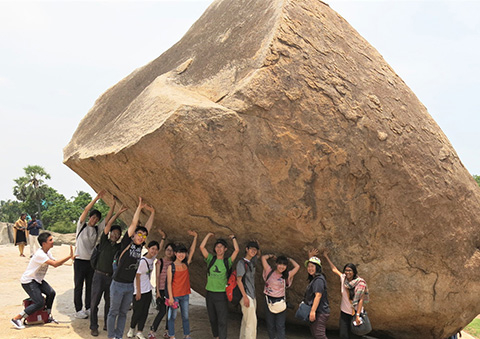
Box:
[11,232,75,329]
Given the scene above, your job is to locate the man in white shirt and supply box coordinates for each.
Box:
[74,190,111,319]
[10,232,74,329]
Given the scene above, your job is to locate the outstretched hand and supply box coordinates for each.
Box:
[308,248,319,258]
[188,230,198,237]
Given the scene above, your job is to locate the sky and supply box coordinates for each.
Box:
[0,0,479,202]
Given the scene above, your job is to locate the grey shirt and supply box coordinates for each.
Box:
[236,256,257,299]
[74,218,105,260]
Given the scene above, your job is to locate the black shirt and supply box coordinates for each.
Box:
[304,275,330,314]
[96,233,121,274]
[113,231,143,283]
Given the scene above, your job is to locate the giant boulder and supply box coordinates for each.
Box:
[64,0,480,337]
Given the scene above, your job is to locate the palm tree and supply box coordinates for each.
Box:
[13,165,51,218]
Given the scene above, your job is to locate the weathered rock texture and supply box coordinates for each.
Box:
[64,0,480,337]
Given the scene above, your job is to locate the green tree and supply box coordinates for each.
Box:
[13,165,51,218]
[0,199,24,223]
[474,175,480,187]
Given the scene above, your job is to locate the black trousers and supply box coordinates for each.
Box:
[90,271,112,330]
[339,311,362,339]
[74,259,94,312]
[206,291,229,339]
[130,291,152,331]
[22,280,55,315]
[151,290,168,333]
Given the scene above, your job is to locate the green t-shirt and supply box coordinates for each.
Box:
[205,253,233,292]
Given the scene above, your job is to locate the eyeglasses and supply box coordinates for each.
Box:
[136,233,147,239]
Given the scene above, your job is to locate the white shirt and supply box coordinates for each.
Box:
[21,248,55,284]
[74,219,105,260]
[134,257,154,295]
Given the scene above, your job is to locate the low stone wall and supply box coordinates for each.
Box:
[0,222,14,245]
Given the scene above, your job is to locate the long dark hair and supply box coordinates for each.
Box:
[275,255,289,281]
[343,263,358,279]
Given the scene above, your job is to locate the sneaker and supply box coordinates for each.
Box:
[127,328,135,338]
[91,328,99,336]
[136,332,147,339]
[11,318,25,329]
[85,309,91,317]
[148,332,156,339]
[163,331,169,339]
[74,310,88,319]
[46,315,58,324]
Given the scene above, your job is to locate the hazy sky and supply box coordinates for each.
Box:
[0,0,478,201]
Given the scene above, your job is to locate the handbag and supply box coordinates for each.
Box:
[351,311,372,336]
[295,301,311,322]
[265,295,287,314]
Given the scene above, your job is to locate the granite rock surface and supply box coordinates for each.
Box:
[64,0,480,337]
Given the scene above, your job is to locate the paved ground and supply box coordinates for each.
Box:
[0,243,476,339]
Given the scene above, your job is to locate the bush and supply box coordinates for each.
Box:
[49,221,76,234]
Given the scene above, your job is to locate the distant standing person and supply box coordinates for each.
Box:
[10,232,75,329]
[107,197,155,339]
[261,254,300,339]
[323,249,369,339]
[27,214,43,257]
[199,232,239,339]
[74,190,112,319]
[90,200,127,337]
[237,240,261,339]
[14,213,28,257]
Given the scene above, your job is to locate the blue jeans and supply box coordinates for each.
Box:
[265,297,286,339]
[107,280,133,339]
[21,280,55,315]
[167,294,190,337]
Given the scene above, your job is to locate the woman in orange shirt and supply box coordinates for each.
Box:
[166,230,197,339]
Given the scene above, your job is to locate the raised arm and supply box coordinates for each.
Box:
[128,197,145,237]
[287,257,301,279]
[322,249,342,277]
[103,197,116,226]
[79,190,106,224]
[46,245,75,268]
[143,204,155,233]
[158,229,166,252]
[230,234,239,261]
[187,230,198,265]
[200,232,214,259]
[261,254,274,273]
[104,204,128,235]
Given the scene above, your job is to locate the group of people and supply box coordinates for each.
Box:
[10,190,371,339]
[13,213,43,257]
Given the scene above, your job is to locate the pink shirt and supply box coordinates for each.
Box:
[263,266,292,298]
[157,259,172,291]
[340,274,364,314]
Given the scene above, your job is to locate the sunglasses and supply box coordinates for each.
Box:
[136,233,147,239]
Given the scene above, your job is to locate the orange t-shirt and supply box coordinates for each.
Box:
[172,265,191,297]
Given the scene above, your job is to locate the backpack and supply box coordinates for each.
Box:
[226,259,248,305]
[76,222,98,239]
[112,242,132,278]
[90,243,101,269]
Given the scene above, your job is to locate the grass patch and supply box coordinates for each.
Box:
[465,318,480,338]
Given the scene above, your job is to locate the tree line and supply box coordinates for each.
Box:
[1,166,479,234]
[0,165,110,233]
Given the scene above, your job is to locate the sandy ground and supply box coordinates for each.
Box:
[1,244,476,339]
